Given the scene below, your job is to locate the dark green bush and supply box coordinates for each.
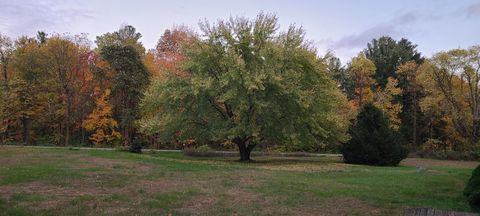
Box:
[341,103,407,166]
[129,137,143,153]
[464,165,480,211]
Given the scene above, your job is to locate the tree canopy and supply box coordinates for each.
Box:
[140,13,350,160]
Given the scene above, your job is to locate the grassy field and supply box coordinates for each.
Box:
[0,147,478,216]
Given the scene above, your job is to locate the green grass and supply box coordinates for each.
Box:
[0,146,477,215]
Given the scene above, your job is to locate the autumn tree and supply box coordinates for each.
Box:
[373,77,403,130]
[419,46,480,150]
[154,26,194,78]
[42,36,84,146]
[349,54,376,108]
[347,53,403,129]
[0,34,14,143]
[9,37,45,144]
[396,61,423,148]
[100,45,150,146]
[140,14,350,160]
[83,89,121,146]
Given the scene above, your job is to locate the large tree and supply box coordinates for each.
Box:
[140,14,350,160]
[42,36,84,146]
[396,61,423,148]
[9,37,45,144]
[100,45,150,146]
[419,46,480,150]
[364,36,425,147]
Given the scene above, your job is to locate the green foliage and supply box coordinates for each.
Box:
[364,36,423,88]
[323,52,354,99]
[342,103,407,166]
[140,13,350,159]
[464,165,480,211]
[95,25,145,55]
[101,45,151,145]
[196,144,212,152]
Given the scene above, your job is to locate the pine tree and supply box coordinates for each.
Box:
[100,45,150,146]
[342,103,407,166]
[464,165,480,212]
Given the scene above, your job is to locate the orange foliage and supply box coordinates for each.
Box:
[154,26,194,79]
[83,89,121,146]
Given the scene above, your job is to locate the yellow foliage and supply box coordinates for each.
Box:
[373,77,403,130]
[83,89,121,146]
[350,54,376,109]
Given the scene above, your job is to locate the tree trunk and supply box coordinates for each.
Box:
[80,107,85,145]
[234,137,255,161]
[123,126,132,147]
[412,91,417,150]
[64,91,72,146]
[0,130,4,145]
[21,117,30,145]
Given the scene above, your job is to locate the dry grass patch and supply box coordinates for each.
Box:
[401,158,479,169]
[289,198,388,216]
[177,193,218,215]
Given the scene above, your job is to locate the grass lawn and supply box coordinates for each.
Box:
[0,146,478,215]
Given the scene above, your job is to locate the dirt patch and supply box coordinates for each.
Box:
[401,158,479,169]
[226,188,260,205]
[0,181,102,197]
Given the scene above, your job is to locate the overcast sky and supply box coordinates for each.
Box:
[1,0,479,62]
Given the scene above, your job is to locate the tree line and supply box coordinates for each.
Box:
[0,13,479,159]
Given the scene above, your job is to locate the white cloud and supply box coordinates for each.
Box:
[0,0,93,37]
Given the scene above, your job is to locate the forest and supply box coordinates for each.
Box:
[0,13,479,161]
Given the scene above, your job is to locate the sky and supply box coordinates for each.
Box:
[0,0,479,63]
